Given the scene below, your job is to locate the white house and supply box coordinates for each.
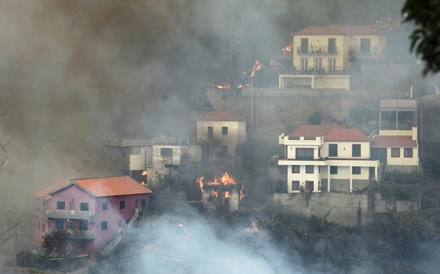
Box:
[278,124,379,193]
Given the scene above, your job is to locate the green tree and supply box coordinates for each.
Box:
[402,0,440,74]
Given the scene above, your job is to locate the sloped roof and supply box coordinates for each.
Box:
[34,176,152,199]
[372,135,417,148]
[294,24,385,36]
[289,124,369,142]
[198,111,246,122]
[289,124,344,138]
[325,128,369,142]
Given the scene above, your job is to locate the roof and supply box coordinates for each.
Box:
[372,135,417,148]
[34,176,152,199]
[198,111,246,122]
[289,124,369,142]
[294,24,385,36]
[289,124,344,138]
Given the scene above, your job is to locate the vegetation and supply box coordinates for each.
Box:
[402,0,440,74]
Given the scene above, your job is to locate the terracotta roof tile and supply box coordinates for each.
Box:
[198,111,246,122]
[289,124,344,138]
[325,128,369,142]
[372,135,417,148]
[289,124,369,142]
[294,24,385,36]
[73,176,152,197]
[33,176,152,199]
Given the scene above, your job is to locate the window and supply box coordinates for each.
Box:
[292,181,300,191]
[360,38,371,53]
[222,145,228,153]
[300,58,308,71]
[79,221,88,231]
[391,148,400,158]
[160,148,173,157]
[102,202,108,211]
[296,148,314,160]
[328,58,336,72]
[101,221,108,230]
[55,220,64,230]
[222,127,228,135]
[404,148,413,158]
[80,202,89,211]
[314,58,322,71]
[207,126,213,140]
[329,144,338,157]
[121,150,126,160]
[141,199,146,208]
[292,165,300,174]
[300,38,308,53]
[120,201,125,209]
[328,38,336,54]
[305,181,314,192]
[57,201,65,210]
[306,165,314,174]
[330,166,338,174]
[352,144,361,157]
[352,166,361,175]
[135,200,139,208]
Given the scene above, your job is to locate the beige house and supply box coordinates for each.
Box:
[371,99,419,172]
[279,24,387,90]
[278,124,379,193]
[196,111,247,160]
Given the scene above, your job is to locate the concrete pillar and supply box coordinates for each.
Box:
[327,166,331,192]
[349,166,353,192]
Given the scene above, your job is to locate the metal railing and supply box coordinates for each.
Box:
[295,66,349,75]
[349,46,378,56]
[297,46,338,55]
[46,210,96,221]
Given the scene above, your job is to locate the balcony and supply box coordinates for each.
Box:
[46,210,96,221]
[295,66,348,75]
[67,229,95,240]
[297,46,338,55]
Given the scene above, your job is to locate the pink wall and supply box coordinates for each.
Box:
[32,184,150,253]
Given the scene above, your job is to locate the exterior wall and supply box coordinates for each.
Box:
[386,147,419,166]
[32,185,150,253]
[274,192,418,227]
[129,146,153,170]
[321,142,370,158]
[196,120,246,158]
[313,76,350,90]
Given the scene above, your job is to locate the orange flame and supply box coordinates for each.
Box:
[211,190,219,199]
[225,191,231,199]
[220,172,236,185]
[282,42,293,53]
[197,176,205,193]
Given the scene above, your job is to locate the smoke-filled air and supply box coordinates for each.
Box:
[1,0,440,273]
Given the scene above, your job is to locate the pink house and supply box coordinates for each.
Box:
[32,176,152,254]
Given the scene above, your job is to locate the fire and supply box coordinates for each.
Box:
[249,60,262,78]
[282,42,293,53]
[225,191,231,199]
[216,83,231,90]
[197,172,245,200]
[220,172,236,185]
[211,190,219,199]
[249,221,260,233]
[197,176,205,193]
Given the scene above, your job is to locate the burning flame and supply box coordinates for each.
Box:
[197,172,246,200]
[249,60,262,78]
[216,83,231,90]
[249,221,260,233]
[282,42,293,53]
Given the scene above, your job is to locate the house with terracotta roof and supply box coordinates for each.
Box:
[32,176,152,254]
[279,24,387,90]
[196,111,247,160]
[371,99,419,172]
[278,124,379,193]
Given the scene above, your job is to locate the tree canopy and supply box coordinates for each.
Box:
[402,0,440,74]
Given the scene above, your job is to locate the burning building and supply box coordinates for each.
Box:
[197,172,245,214]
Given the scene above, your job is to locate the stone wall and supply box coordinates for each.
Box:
[274,192,419,227]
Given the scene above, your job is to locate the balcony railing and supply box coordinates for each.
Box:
[294,66,349,75]
[67,229,95,240]
[46,210,96,221]
[297,46,338,55]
